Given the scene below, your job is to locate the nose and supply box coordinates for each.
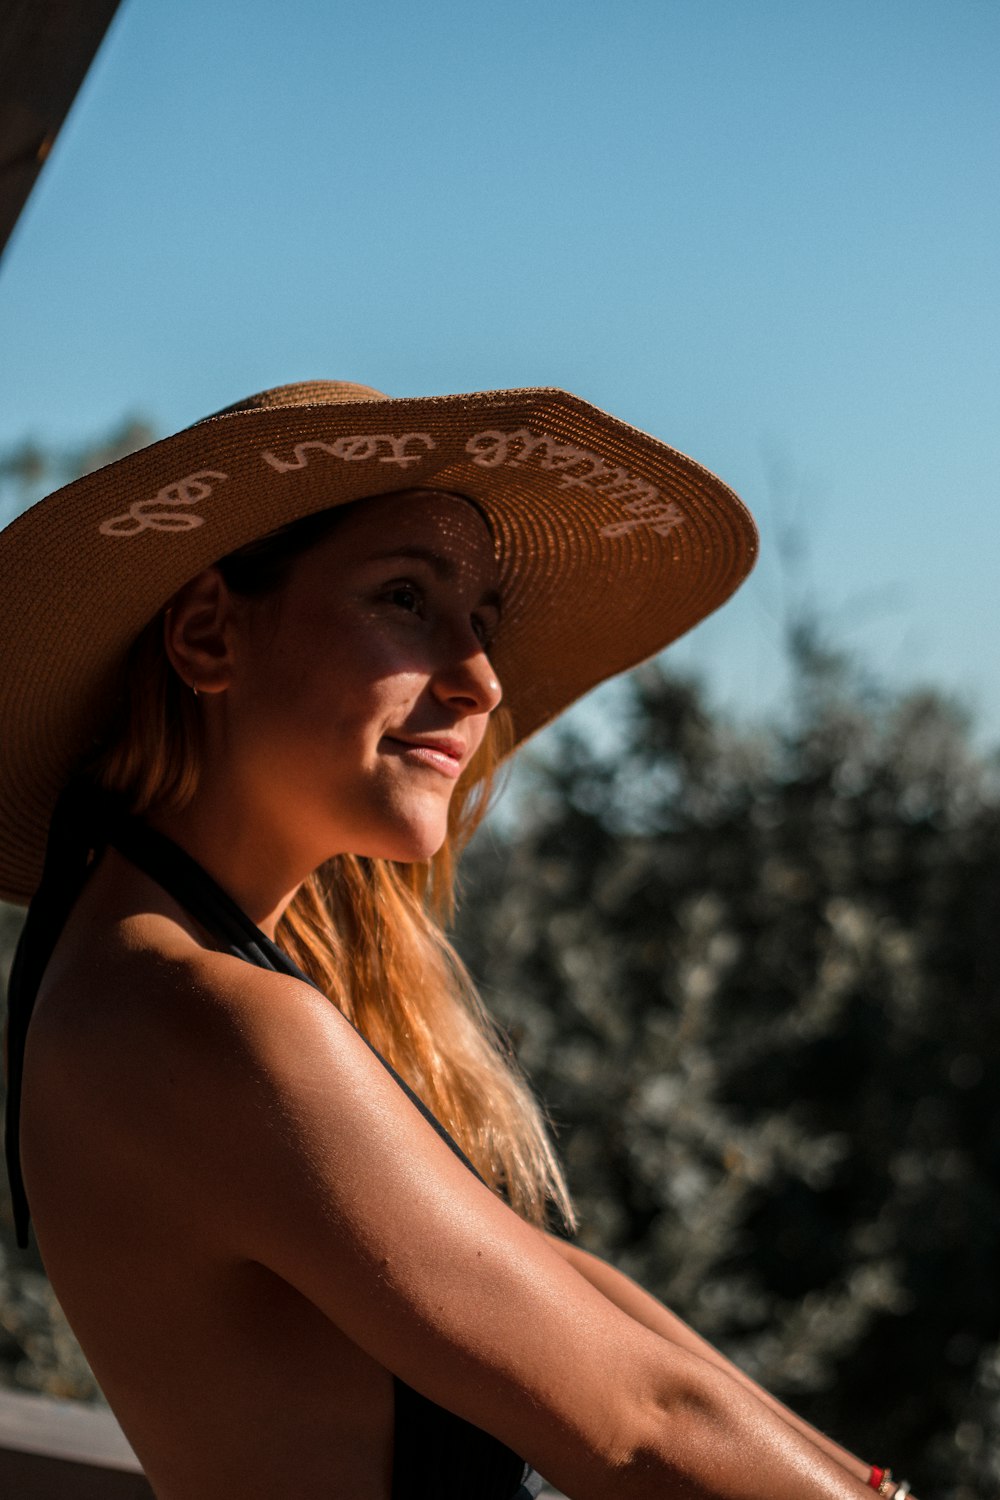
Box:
[432,636,503,717]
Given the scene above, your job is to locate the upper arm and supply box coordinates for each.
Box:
[149,963,691,1490]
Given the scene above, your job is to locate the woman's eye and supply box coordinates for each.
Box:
[472,615,494,650]
[386,583,422,614]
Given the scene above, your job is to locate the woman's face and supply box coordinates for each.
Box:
[217,490,503,869]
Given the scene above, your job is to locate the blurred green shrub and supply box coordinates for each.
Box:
[456,632,1000,1499]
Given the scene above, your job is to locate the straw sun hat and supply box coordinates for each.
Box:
[0,380,758,905]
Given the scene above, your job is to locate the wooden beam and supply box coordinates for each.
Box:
[0,0,122,263]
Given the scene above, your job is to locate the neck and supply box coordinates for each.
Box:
[144,777,312,939]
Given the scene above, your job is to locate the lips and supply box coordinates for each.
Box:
[381,735,467,779]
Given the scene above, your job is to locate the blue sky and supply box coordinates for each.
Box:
[1,0,998,742]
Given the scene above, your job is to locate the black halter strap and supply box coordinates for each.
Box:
[108,816,308,977]
[4,792,480,1249]
[4,783,119,1248]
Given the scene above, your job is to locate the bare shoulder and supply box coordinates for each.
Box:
[25,888,689,1493]
[28,904,341,1161]
[22,871,336,1236]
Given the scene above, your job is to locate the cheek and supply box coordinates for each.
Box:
[261,616,420,742]
[302,603,419,681]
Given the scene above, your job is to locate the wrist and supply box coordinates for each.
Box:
[868,1466,911,1498]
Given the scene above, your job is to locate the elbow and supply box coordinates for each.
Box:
[590,1362,735,1499]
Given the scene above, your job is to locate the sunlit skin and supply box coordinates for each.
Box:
[153,490,503,935]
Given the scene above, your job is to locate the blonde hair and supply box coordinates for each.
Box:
[92,510,574,1229]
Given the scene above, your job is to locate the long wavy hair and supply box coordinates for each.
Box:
[90,498,574,1230]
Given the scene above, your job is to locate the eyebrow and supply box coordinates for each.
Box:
[368,546,503,615]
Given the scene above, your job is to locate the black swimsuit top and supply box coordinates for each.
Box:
[4,793,541,1500]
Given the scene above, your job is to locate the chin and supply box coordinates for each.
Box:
[356,817,451,866]
[385,832,450,865]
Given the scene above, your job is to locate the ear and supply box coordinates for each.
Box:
[163,568,237,695]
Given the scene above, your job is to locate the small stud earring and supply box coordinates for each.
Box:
[191,684,199,698]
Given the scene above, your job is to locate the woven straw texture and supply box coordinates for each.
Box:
[0,383,757,903]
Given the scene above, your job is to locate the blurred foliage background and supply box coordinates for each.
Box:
[2,427,999,1499]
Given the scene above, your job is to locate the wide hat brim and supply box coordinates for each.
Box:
[0,380,758,904]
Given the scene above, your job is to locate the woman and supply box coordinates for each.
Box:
[2,381,913,1498]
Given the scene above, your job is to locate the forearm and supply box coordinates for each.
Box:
[551,1238,871,1486]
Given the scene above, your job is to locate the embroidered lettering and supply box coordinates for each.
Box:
[260,433,435,473]
[466,427,683,538]
[99,471,229,537]
[599,505,684,539]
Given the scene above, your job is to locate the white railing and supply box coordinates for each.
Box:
[0,1386,151,1497]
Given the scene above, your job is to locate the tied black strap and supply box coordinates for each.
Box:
[3,797,482,1250]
